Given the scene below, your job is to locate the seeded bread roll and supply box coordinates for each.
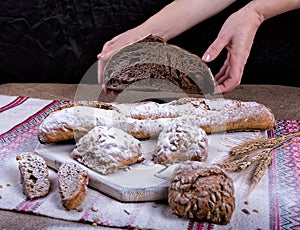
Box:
[153,122,208,164]
[16,152,51,200]
[103,34,215,94]
[71,126,142,175]
[58,162,89,210]
[168,161,235,225]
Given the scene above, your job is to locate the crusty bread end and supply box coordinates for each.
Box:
[58,162,89,210]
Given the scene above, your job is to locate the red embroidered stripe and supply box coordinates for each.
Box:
[188,221,207,230]
[0,96,28,113]
[0,100,61,141]
[14,198,44,213]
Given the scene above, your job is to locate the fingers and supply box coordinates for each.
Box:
[96,32,136,94]
[97,41,118,94]
[97,54,114,94]
[214,53,243,94]
[215,80,241,94]
[201,36,238,94]
[97,35,122,58]
[98,58,120,94]
[202,34,229,62]
[202,33,242,94]
[97,45,125,95]
[97,38,116,85]
[214,54,229,81]
[97,58,106,85]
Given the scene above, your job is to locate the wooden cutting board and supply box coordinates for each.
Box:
[35,131,266,202]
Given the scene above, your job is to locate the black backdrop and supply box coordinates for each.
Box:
[1,0,299,86]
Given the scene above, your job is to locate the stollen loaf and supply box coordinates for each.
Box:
[38,97,276,143]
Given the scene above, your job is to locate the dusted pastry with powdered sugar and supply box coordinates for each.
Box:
[38,97,276,144]
[153,121,208,164]
[71,126,142,175]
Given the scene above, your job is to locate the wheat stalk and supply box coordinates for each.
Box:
[217,155,250,172]
[247,136,300,194]
[218,149,270,172]
[219,131,300,197]
[229,131,300,157]
[250,150,273,188]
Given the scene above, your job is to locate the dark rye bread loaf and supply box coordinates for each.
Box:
[103,35,215,94]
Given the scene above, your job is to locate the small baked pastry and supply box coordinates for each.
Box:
[153,122,208,164]
[168,161,235,225]
[16,152,51,200]
[58,162,89,210]
[71,126,142,175]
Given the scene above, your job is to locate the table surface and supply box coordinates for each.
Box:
[0,83,299,229]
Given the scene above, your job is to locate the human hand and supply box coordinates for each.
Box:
[202,5,264,94]
[97,29,151,94]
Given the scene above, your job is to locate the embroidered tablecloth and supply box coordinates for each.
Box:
[0,95,299,229]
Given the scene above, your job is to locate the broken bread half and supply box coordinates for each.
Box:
[16,152,51,200]
[103,34,215,94]
[58,162,89,210]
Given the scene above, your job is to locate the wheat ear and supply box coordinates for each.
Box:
[218,149,270,172]
[229,131,300,157]
[216,155,250,172]
[250,150,273,189]
[250,135,300,187]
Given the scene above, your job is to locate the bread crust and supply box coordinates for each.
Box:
[38,105,126,143]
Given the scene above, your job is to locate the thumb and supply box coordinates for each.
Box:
[97,50,115,62]
[202,36,228,62]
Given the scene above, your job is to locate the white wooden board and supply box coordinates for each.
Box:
[35,131,267,202]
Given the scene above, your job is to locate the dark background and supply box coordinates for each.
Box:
[0,0,299,86]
